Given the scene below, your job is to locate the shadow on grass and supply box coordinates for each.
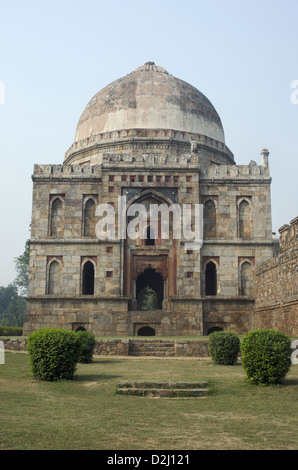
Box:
[282,377,298,386]
[74,374,121,382]
[91,359,124,364]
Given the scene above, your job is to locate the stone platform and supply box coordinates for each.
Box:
[1,337,210,358]
[116,380,208,397]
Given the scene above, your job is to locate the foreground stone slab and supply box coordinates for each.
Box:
[117,387,208,397]
[116,380,208,397]
[117,380,208,389]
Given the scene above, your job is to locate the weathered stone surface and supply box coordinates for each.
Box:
[254,217,298,336]
[116,379,208,397]
[0,337,28,351]
[71,62,226,158]
[1,337,210,357]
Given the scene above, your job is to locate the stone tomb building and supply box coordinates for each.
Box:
[24,62,274,336]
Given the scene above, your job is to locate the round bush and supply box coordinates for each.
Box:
[76,330,96,363]
[241,329,292,385]
[27,328,81,381]
[208,331,240,365]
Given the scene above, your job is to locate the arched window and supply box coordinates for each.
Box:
[205,261,217,296]
[82,261,95,295]
[145,226,155,245]
[48,260,61,294]
[240,261,253,296]
[84,198,96,237]
[50,197,64,237]
[238,199,251,238]
[204,199,217,239]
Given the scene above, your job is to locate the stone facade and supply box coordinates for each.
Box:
[23,63,275,337]
[254,217,298,336]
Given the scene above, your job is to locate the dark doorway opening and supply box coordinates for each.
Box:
[207,326,223,335]
[138,326,155,336]
[76,326,86,332]
[82,261,95,295]
[205,261,217,295]
[136,267,163,310]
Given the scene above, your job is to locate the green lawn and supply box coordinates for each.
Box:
[0,351,297,450]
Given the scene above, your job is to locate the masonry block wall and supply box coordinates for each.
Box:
[254,217,298,336]
[24,152,274,336]
[199,162,273,334]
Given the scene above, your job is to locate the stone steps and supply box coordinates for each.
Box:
[129,340,176,356]
[116,380,208,397]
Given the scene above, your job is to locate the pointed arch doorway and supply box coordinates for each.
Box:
[136,267,163,310]
[128,254,169,311]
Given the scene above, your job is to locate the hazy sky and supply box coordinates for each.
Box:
[0,0,297,287]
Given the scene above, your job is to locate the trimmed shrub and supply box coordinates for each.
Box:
[0,326,23,336]
[241,329,292,385]
[27,328,81,381]
[208,331,240,365]
[76,330,96,363]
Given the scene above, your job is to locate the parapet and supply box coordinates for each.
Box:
[279,216,298,247]
[256,217,298,274]
[200,162,271,181]
[32,164,102,180]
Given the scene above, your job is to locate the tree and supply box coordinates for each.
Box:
[6,296,26,327]
[137,286,158,310]
[0,239,30,328]
[14,239,30,296]
[0,283,25,327]
[0,284,19,312]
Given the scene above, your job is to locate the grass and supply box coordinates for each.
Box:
[0,351,297,450]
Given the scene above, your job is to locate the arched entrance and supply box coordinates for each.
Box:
[136,267,163,310]
[138,326,155,336]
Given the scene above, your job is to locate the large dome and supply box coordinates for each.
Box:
[74,62,225,144]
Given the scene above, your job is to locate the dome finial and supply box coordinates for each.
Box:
[132,62,169,74]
